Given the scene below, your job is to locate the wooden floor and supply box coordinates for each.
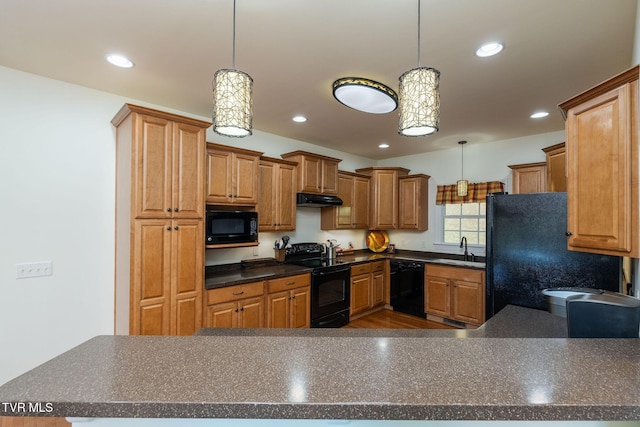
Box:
[0,309,452,427]
[344,308,458,329]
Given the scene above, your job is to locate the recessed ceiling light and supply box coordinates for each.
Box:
[475,42,504,57]
[378,143,390,149]
[530,111,549,119]
[292,115,307,123]
[106,54,134,68]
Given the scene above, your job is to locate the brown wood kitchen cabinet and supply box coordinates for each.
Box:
[320,171,370,230]
[204,281,265,328]
[266,274,311,328]
[542,142,567,192]
[112,104,210,336]
[509,162,547,194]
[350,261,386,317]
[425,264,485,327]
[206,143,262,206]
[399,174,429,231]
[356,167,410,230]
[559,65,638,258]
[281,151,341,195]
[259,157,297,231]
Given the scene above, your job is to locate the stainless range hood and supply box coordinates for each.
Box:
[296,193,343,207]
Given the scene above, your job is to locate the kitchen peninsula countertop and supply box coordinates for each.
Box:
[1,306,639,421]
[205,250,485,290]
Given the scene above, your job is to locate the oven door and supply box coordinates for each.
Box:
[310,266,351,328]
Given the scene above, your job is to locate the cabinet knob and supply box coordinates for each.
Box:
[292,295,296,299]
[240,307,244,311]
[228,194,233,197]
[166,226,171,231]
[174,226,179,230]
[175,207,179,212]
[167,208,172,212]
[565,231,573,237]
[235,308,239,312]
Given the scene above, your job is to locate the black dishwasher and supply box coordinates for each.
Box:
[390,260,426,318]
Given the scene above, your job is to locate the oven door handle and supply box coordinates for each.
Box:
[312,266,351,276]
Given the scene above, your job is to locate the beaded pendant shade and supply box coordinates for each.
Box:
[398,0,440,137]
[212,0,253,137]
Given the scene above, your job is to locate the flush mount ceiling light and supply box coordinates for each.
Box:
[332,78,398,114]
[212,0,253,137]
[457,140,468,197]
[398,0,440,137]
[292,115,307,123]
[530,111,549,119]
[476,42,504,57]
[106,54,134,68]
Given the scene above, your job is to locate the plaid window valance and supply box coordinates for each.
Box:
[436,181,504,205]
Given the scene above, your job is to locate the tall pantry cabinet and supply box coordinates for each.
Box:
[112,104,211,336]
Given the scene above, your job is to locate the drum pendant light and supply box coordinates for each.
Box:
[212,0,253,137]
[457,140,468,197]
[398,0,440,137]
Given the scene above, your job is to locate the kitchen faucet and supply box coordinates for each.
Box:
[460,236,469,261]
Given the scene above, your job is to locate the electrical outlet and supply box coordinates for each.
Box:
[16,261,53,279]
[252,247,259,257]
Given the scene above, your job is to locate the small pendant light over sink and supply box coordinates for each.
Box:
[398,0,440,137]
[212,0,253,137]
[457,140,468,197]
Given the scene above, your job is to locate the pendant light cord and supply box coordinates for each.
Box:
[461,143,464,180]
[417,0,421,67]
[232,0,237,69]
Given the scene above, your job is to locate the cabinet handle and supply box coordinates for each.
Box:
[228,194,233,197]
[565,231,573,237]
[175,207,179,212]
[235,308,239,312]
[174,226,179,230]
[232,291,245,296]
[167,208,172,212]
[240,307,244,311]
[166,226,171,231]
[291,295,296,299]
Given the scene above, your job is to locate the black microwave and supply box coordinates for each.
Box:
[206,210,258,245]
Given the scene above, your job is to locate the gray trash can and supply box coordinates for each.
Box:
[566,292,640,338]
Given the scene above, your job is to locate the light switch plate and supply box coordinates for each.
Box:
[16,261,53,279]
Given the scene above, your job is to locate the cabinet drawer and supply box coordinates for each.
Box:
[426,265,484,283]
[267,273,311,293]
[351,263,371,276]
[206,281,264,305]
[370,261,385,272]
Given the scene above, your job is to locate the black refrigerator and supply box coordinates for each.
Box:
[486,192,620,319]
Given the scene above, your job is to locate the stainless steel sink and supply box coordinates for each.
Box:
[431,258,485,268]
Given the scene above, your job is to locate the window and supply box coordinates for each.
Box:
[442,202,486,245]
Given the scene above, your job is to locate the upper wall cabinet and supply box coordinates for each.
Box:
[280,151,341,195]
[321,171,370,230]
[259,157,297,231]
[542,142,567,192]
[112,104,208,220]
[206,143,263,206]
[508,162,547,194]
[559,65,638,258]
[356,167,409,230]
[398,174,429,231]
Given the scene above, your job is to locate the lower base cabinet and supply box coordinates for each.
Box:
[266,274,311,328]
[351,261,386,317]
[204,281,265,328]
[425,265,485,326]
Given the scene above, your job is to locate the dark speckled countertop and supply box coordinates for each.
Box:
[1,306,639,421]
[205,250,485,290]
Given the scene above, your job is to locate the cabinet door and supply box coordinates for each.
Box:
[205,302,238,328]
[276,162,296,230]
[371,270,385,307]
[511,164,546,194]
[352,176,370,229]
[205,149,233,204]
[544,144,567,192]
[170,219,203,336]
[132,220,172,335]
[172,122,205,219]
[258,161,276,231]
[350,274,371,316]
[372,170,398,229]
[566,82,637,256]
[239,296,265,328]
[321,160,339,194]
[266,290,290,328]
[134,114,172,219]
[336,174,354,228]
[425,275,450,318]
[451,279,484,325]
[299,156,322,193]
[291,286,310,328]
[233,153,259,205]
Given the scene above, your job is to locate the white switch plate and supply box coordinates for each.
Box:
[16,261,53,279]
